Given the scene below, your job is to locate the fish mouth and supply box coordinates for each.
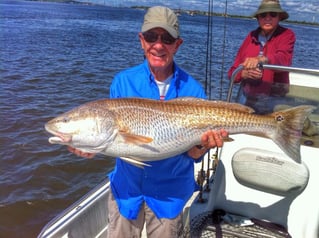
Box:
[45,124,72,144]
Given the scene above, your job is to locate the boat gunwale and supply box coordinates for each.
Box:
[37,178,110,238]
[227,64,319,102]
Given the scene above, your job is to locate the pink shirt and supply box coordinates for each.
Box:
[228,25,295,96]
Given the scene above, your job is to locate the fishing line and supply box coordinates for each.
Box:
[200,0,229,200]
[219,0,228,100]
[204,0,213,100]
[198,0,215,202]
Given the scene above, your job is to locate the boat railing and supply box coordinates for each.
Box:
[227,64,319,102]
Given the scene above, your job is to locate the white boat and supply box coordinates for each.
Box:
[38,65,319,238]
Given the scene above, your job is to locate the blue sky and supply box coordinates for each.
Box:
[80,0,319,23]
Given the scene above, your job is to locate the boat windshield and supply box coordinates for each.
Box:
[235,74,319,149]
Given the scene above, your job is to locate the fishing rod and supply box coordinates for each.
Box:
[198,0,230,201]
[204,0,229,192]
[197,0,214,203]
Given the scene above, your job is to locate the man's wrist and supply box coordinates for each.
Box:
[188,146,208,160]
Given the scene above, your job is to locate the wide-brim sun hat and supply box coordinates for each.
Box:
[141,6,180,38]
[253,0,289,21]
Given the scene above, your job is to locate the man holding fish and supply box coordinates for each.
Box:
[46,5,314,238]
[69,6,226,238]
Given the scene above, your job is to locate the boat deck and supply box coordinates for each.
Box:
[38,66,319,238]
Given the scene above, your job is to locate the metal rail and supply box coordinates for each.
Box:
[226,64,319,102]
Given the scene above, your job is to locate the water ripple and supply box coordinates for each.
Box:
[0,1,318,237]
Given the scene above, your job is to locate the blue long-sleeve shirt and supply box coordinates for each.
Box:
[109,60,206,219]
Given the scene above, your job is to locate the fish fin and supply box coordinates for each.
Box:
[226,103,255,113]
[167,97,255,113]
[120,157,151,168]
[269,105,316,163]
[168,97,206,102]
[207,101,254,113]
[119,131,153,145]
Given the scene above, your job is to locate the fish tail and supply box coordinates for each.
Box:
[270,105,316,163]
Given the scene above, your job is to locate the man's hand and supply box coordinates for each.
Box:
[240,56,268,81]
[241,68,263,80]
[188,129,228,160]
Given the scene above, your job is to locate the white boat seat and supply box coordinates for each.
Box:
[231,148,309,196]
[189,134,319,238]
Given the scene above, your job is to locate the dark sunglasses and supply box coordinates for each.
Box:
[142,31,177,45]
[259,12,278,18]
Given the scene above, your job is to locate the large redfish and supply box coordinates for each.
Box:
[45,97,315,166]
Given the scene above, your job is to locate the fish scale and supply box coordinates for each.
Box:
[45,97,316,165]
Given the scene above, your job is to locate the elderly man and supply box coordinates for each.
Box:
[69,6,227,238]
[228,0,295,114]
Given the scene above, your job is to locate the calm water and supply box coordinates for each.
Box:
[1,1,318,237]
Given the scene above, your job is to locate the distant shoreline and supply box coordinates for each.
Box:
[26,0,319,26]
[132,6,318,26]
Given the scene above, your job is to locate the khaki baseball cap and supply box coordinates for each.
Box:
[141,6,180,38]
